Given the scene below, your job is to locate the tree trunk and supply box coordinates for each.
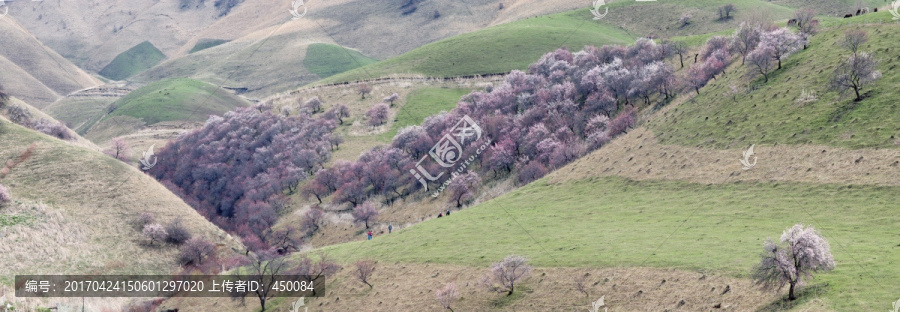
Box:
[788,282,796,300]
[854,87,861,101]
[777,58,782,69]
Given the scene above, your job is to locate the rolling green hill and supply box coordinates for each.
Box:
[317,9,637,84]
[99,41,167,81]
[303,43,379,79]
[653,20,900,149]
[103,78,249,125]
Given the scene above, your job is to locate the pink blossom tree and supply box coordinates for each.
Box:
[753,224,834,301]
[747,44,777,82]
[448,172,481,207]
[366,103,390,127]
[352,201,379,229]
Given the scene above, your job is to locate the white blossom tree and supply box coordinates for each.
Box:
[760,28,804,69]
[482,255,532,296]
[753,224,835,301]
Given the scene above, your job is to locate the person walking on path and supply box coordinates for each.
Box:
[367,231,373,240]
[388,224,393,234]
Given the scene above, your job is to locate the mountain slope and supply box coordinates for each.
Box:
[0,18,101,108]
[0,106,241,290]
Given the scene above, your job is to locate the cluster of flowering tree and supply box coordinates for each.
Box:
[304,41,680,209]
[3,105,75,141]
[743,24,806,82]
[686,36,733,94]
[150,108,338,250]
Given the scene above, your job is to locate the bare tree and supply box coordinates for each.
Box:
[840,29,868,55]
[105,138,131,162]
[266,225,302,255]
[234,252,292,312]
[731,21,762,65]
[678,13,691,28]
[718,4,736,19]
[670,40,688,68]
[179,237,216,265]
[300,205,325,237]
[165,218,192,245]
[792,8,819,38]
[435,282,460,311]
[354,260,376,288]
[829,51,881,101]
[293,252,341,296]
[482,255,532,296]
[753,224,834,301]
[358,84,372,99]
[573,273,590,297]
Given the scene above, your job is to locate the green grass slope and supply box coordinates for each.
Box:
[322,177,900,311]
[652,20,900,149]
[99,41,167,81]
[44,97,118,134]
[303,43,378,79]
[376,87,471,141]
[318,9,636,84]
[103,78,249,125]
[189,39,230,54]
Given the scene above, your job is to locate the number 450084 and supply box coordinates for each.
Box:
[271,281,314,292]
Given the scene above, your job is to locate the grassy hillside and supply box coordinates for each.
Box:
[44,97,118,134]
[303,43,379,79]
[0,18,100,108]
[103,78,249,125]
[0,114,239,290]
[321,176,900,311]
[99,41,167,81]
[377,87,471,141]
[652,21,900,149]
[318,9,637,84]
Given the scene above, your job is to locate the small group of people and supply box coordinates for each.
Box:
[366,223,394,240]
[437,209,452,218]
